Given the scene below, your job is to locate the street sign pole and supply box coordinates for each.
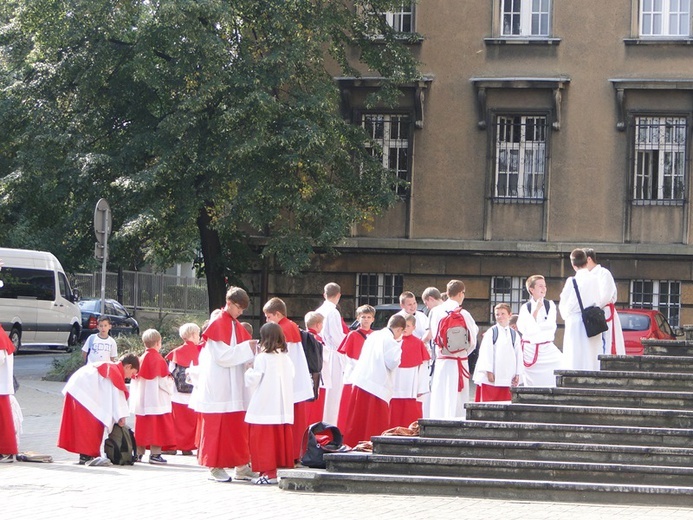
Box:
[94,199,112,316]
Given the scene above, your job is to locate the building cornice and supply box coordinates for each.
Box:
[609,78,693,130]
[470,76,570,130]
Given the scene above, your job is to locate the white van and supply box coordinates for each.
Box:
[0,248,81,351]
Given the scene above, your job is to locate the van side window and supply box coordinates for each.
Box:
[58,272,71,301]
[0,267,55,301]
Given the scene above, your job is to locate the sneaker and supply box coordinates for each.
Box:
[233,464,259,481]
[78,455,94,465]
[149,454,168,465]
[209,467,231,483]
[85,456,112,467]
[0,454,13,463]
[252,474,278,485]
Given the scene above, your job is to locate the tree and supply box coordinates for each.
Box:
[0,0,420,310]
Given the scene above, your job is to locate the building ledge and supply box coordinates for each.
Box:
[624,38,693,45]
[484,37,561,46]
[330,237,693,258]
[470,76,570,130]
[609,78,693,130]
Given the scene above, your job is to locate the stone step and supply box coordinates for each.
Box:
[324,452,693,487]
[511,386,693,410]
[465,402,693,429]
[278,469,693,506]
[369,436,693,467]
[554,369,693,392]
[599,354,693,373]
[418,419,693,448]
[642,339,693,357]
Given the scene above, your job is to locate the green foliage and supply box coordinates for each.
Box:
[0,0,420,286]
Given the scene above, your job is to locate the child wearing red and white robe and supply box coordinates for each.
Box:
[130,329,176,465]
[336,305,375,431]
[244,322,295,485]
[389,315,431,428]
[57,354,139,465]
[473,303,523,402]
[0,325,18,462]
[263,297,313,461]
[343,315,404,448]
[164,323,202,455]
[188,287,257,483]
[303,312,326,425]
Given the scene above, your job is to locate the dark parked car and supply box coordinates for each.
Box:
[619,308,678,356]
[78,298,140,342]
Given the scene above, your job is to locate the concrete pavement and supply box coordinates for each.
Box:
[2,379,693,520]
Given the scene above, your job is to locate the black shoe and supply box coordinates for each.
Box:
[149,454,168,465]
[78,454,94,465]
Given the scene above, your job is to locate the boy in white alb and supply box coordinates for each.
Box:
[584,248,625,355]
[473,303,522,402]
[517,275,563,387]
[314,282,346,424]
[81,316,118,364]
[389,314,430,428]
[395,291,428,339]
[429,280,479,420]
[343,314,404,447]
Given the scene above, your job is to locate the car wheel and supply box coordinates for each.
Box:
[9,327,21,352]
[66,325,79,353]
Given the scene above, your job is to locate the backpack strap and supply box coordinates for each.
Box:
[526,300,551,315]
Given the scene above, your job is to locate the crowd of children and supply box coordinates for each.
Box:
[0,248,626,484]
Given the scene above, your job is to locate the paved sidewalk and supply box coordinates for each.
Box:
[2,379,693,520]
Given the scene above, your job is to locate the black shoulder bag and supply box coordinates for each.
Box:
[572,278,608,338]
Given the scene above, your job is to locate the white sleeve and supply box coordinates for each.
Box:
[0,350,6,366]
[206,338,254,367]
[383,340,402,371]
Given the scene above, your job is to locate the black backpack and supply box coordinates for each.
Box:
[300,329,323,400]
[104,424,137,465]
[300,422,347,469]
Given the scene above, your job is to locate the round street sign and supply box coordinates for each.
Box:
[94,198,112,245]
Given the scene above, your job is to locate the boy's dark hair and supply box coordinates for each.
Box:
[226,286,250,309]
[570,248,588,268]
[120,353,140,371]
[387,314,407,330]
[259,322,287,353]
[583,247,597,262]
[97,315,111,324]
[263,297,287,317]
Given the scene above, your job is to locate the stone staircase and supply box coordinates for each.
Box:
[279,339,693,506]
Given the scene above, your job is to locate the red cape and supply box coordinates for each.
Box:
[203,311,251,346]
[337,328,373,359]
[400,335,431,368]
[278,317,301,343]
[0,325,15,355]
[137,348,170,380]
[96,362,129,398]
[165,340,201,367]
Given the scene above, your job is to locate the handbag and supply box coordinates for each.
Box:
[572,278,608,338]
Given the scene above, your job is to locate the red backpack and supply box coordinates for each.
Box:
[435,307,472,355]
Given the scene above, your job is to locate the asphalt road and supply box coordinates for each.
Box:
[13,350,69,380]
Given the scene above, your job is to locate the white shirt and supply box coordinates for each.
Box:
[82,334,118,364]
[315,300,346,351]
[396,309,428,339]
[245,351,295,424]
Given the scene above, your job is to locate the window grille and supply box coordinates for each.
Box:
[490,276,529,321]
[633,116,687,201]
[494,115,547,201]
[630,279,681,326]
[362,114,411,197]
[356,273,404,306]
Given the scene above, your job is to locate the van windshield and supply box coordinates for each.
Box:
[0,267,55,301]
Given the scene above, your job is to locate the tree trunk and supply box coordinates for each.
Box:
[197,205,226,313]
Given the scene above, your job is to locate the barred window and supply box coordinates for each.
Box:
[356,273,404,306]
[494,115,547,201]
[633,116,687,201]
[502,0,551,37]
[362,114,411,197]
[640,0,690,37]
[382,2,414,33]
[490,276,529,321]
[630,280,681,326]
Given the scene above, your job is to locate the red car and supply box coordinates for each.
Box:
[618,308,677,355]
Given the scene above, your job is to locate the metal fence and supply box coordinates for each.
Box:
[72,270,209,314]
